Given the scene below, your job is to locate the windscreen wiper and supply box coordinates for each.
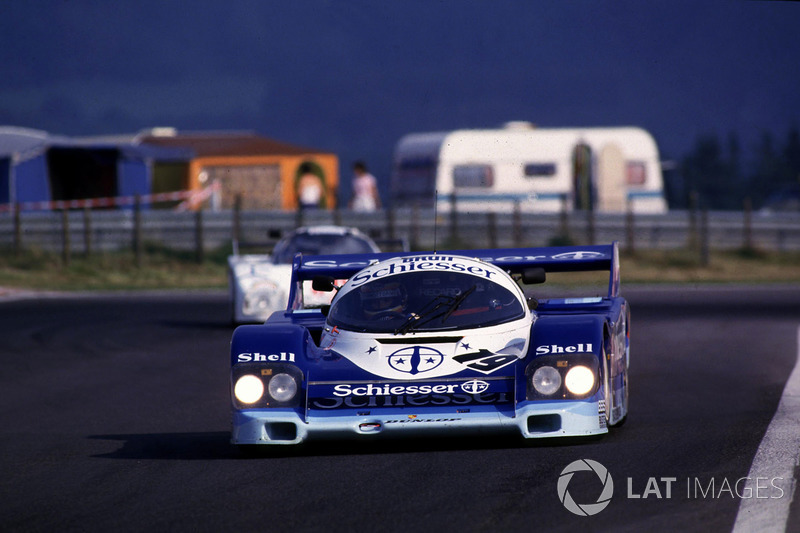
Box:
[394,285,477,335]
[440,284,476,324]
[394,294,451,335]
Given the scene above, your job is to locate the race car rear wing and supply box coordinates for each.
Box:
[288,242,621,309]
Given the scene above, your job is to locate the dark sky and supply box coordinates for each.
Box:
[2,1,798,198]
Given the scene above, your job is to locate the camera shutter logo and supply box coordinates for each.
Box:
[557,459,614,516]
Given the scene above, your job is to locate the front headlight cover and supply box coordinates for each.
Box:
[234,374,265,404]
[532,366,562,395]
[268,373,298,402]
[565,365,595,395]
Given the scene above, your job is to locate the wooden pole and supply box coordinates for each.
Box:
[700,208,710,267]
[83,207,92,257]
[195,208,205,264]
[386,207,395,241]
[513,200,522,247]
[449,192,458,245]
[233,194,241,246]
[410,204,419,251]
[13,203,21,256]
[559,194,570,243]
[626,198,635,255]
[487,211,497,249]
[61,209,70,267]
[133,195,142,268]
[688,190,698,251]
[743,197,753,251]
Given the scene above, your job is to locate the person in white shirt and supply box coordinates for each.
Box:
[349,161,381,212]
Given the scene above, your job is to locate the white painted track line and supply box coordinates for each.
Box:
[733,326,800,533]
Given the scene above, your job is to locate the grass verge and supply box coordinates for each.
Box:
[0,246,798,292]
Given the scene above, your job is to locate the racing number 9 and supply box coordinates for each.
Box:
[453,350,518,373]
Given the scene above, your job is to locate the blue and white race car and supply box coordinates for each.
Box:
[230,243,629,447]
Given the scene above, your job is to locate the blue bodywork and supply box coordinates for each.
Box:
[230,243,629,446]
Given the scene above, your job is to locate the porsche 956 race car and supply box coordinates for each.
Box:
[230,243,629,447]
[228,225,381,324]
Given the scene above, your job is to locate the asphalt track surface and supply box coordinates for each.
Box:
[1,286,799,533]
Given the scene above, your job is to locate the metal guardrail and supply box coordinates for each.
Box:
[1,207,799,257]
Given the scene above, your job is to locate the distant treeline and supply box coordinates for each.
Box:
[665,126,800,211]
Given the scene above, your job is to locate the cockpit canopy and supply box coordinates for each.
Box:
[326,255,527,334]
[272,227,379,264]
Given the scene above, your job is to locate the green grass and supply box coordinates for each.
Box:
[0,245,230,291]
[0,246,798,293]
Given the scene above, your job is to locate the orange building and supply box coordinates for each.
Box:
[140,129,338,210]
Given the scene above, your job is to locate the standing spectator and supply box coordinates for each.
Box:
[297,162,324,210]
[350,161,381,211]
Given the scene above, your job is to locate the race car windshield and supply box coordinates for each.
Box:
[327,271,525,333]
[272,234,375,264]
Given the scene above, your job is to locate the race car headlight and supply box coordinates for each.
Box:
[532,366,562,396]
[565,365,595,396]
[267,373,298,402]
[234,375,265,404]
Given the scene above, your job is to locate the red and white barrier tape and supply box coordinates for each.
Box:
[0,186,219,213]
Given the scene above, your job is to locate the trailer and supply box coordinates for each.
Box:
[390,122,667,214]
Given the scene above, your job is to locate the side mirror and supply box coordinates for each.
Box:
[312,275,337,292]
[521,267,546,285]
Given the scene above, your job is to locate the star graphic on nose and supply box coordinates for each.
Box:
[425,357,436,364]
[461,342,471,350]
[395,358,406,365]
[366,346,377,354]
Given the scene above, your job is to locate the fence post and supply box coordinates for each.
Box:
[410,204,419,251]
[232,194,241,246]
[61,209,71,267]
[513,200,522,247]
[83,207,92,257]
[700,208,710,267]
[13,203,21,256]
[626,199,635,255]
[385,207,395,240]
[449,193,458,245]
[558,194,570,244]
[688,190,698,251]
[133,195,142,268]
[487,212,497,249]
[195,208,205,264]
[743,197,753,251]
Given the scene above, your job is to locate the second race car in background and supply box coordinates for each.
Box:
[228,225,381,324]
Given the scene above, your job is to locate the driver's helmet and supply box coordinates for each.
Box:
[360,281,407,319]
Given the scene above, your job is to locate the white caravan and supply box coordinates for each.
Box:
[390,122,668,213]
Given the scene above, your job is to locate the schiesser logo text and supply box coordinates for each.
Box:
[237,352,296,363]
[334,383,458,397]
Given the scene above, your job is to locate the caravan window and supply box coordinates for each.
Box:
[626,161,647,185]
[453,165,494,188]
[524,163,557,177]
[392,157,437,207]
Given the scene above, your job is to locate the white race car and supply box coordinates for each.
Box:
[228,226,381,324]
